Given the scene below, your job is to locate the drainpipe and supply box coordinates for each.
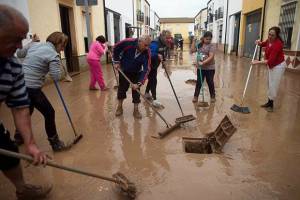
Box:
[102,0,110,63]
[84,0,92,47]
[259,0,267,60]
[103,0,108,39]
[132,0,135,26]
[224,0,229,54]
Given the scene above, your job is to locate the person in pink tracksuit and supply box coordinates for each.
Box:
[87,35,109,91]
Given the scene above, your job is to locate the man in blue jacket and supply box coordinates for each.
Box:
[145,30,169,107]
[113,35,151,119]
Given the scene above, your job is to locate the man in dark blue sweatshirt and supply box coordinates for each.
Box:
[113,35,151,119]
[145,30,169,107]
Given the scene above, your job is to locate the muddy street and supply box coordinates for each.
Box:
[1,48,300,200]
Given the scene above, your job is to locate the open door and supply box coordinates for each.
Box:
[59,5,79,73]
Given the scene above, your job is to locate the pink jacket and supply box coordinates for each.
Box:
[87,41,106,61]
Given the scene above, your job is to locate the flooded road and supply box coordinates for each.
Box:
[1,48,300,200]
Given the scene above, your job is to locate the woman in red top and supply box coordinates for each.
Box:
[252,26,286,112]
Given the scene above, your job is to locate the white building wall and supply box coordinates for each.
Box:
[207,0,226,44]
[200,9,208,36]
[227,0,242,15]
[188,24,195,35]
[105,0,134,41]
[150,9,155,29]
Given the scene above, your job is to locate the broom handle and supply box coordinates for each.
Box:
[162,63,184,116]
[109,52,119,86]
[196,49,205,102]
[241,45,258,105]
[116,68,171,127]
[112,65,119,85]
[53,81,78,137]
[0,148,117,183]
[198,66,205,102]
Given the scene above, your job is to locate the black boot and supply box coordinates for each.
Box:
[261,99,271,108]
[14,131,24,146]
[48,135,72,152]
[265,100,274,112]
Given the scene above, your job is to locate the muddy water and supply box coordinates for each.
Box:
[1,47,300,200]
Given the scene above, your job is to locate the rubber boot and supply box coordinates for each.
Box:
[265,100,274,112]
[261,99,271,108]
[115,100,123,116]
[133,104,142,119]
[48,135,72,152]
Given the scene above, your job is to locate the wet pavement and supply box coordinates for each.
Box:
[1,47,300,200]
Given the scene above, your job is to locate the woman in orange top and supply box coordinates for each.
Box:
[252,26,286,112]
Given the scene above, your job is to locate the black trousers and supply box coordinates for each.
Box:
[27,88,58,139]
[145,57,160,100]
[117,71,141,103]
[194,69,215,98]
[0,124,20,171]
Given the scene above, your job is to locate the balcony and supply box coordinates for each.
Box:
[136,10,144,23]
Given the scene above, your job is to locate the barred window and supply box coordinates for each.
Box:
[278,1,297,49]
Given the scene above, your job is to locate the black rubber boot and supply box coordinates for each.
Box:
[261,99,271,108]
[265,100,274,112]
[48,135,72,152]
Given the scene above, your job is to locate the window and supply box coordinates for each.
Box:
[278,1,297,49]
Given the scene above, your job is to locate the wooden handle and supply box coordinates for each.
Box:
[158,123,181,138]
[0,148,117,183]
[116,68,171,128]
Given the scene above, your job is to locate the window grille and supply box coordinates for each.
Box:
[278,1,297,49]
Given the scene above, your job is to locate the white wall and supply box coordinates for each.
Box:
[227,0,242,16]
[105,0,133,25]
[188,24,195,35]
[207,0,226,44]
[226,0,242,54]
[105,0,134,41]
[150,9,155,29]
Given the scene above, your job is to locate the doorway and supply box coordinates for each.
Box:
[113,13,121,43]
[59,5,79,72]
[233,13,241,56]
[244,10,261,58]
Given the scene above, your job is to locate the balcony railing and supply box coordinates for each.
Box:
[136,10,144,22]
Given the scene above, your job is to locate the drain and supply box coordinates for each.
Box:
[183,137,213,154]
[183,115,237,154]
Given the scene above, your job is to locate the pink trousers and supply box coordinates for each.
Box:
[87,59,106,90]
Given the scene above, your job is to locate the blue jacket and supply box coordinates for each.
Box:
[113,38,151,84]
[150,37,166,61]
